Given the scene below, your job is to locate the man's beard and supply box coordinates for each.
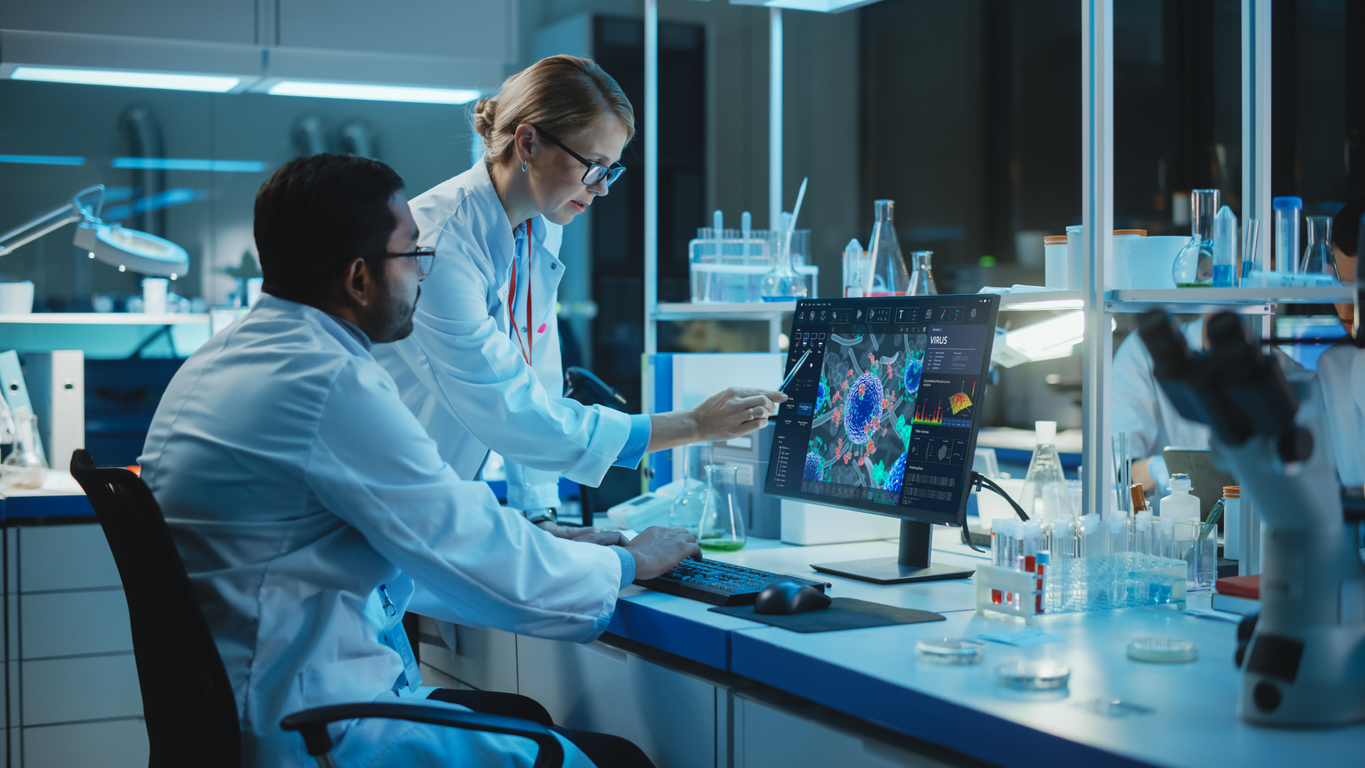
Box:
[369,284,419,343]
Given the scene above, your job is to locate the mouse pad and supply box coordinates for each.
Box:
[709,598,945,633]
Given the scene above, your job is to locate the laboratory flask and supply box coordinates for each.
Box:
[1171,189,1218,287]
[1300,216,1339,281]
[669,443,711,534]
[1018,421,1073,522]
[908,250,938,296]
[759,212,809,301]
[697,464,747,552]
[1,407,46,490]
[867,200,910,296]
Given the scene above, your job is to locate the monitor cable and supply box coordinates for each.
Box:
[962,471,1030,552]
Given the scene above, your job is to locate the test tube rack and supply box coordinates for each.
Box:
[974,554,1187,622]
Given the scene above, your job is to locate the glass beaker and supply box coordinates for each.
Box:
[1172,189,1218,287]
[759,213,809,301]
[1018,421,1074,522]
[867,200,910,296]
[669,443,710,534]
[1,408,47,490]
[908,250,938,296]
[697,464,747,552]
[1300,216,1339,281]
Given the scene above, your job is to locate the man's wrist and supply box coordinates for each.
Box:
[524,507,558,525]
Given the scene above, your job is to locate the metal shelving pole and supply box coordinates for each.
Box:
[1080,0,1115,517]
[643,0,659,406]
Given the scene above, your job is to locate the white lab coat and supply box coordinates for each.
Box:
[140,296,618,767]
[1111,319,1212,495]
[373,161,633,511]
[1314,342,1365,488]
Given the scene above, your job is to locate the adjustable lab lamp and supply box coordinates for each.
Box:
[0,185,189,278]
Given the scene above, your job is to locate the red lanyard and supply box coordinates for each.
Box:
[508,219,533,366]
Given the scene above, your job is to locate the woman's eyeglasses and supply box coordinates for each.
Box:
[534,126,626,188]
[368,246,435,277]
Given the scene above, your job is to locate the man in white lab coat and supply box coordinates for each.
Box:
[139,154,696,767]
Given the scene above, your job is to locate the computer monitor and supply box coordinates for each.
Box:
[763,295,1001,584]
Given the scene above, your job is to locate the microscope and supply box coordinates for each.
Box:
[1138,287,1365,725]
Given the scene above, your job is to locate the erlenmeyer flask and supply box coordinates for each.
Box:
[669,443,709,534]
[697,464,746,552]
[759,212,809,301]
[1018,421,1074,522]
[1300,216,1340,281]
[908,250,938,296]
[867,200,910,296]
[1,407,47,490]
[1172,189,1218,287]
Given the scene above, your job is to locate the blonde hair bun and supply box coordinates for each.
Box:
[470,55,635,164]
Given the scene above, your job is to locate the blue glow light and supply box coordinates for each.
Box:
[112,158,266,173]
[102,188,206,220]
[267,81,480,104]
[0,154,86,166]
[12,67,239,92]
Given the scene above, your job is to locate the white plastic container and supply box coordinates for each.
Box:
[1159,473,1200,522]
[1221,486,1242,560]
[1043,235,1068,288]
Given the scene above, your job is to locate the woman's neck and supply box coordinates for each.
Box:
[487,158,539,231]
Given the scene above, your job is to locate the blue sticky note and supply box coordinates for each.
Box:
[978,629,1064,647]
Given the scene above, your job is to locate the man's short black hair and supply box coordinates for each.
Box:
[1331,196,1365,258]
[255,154,405,305]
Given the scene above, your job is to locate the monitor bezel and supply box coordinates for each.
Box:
[763,294,1001,529]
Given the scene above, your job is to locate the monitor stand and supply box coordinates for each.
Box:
[810,520,975,585]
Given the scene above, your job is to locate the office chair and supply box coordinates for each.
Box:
[70,449,564,768]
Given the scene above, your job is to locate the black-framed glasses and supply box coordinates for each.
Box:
[534,126,626,188]
[367,246,435,277]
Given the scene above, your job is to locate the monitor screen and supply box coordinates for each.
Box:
[764,295,1000,527]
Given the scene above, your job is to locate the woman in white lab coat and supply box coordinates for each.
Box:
[373,55,783,530]
[1313,197,1364,488]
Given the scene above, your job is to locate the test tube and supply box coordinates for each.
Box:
[1134,511,1153,555]
[1108,511,1130,556]
[990,519,1009,605]
[1242,218,1262,279]
[1079,514,1101,559]
[1273,197,1302,274]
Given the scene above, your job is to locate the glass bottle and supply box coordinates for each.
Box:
[696,464,747,552]
[1018,421,1074,523]
[669,443,710,535]
[759,212,809,301]
[1300,215,1339,281]
[1,407,47,490]
[908,250,938,296]
[867,200,910,296]
[1171,189,1219,287]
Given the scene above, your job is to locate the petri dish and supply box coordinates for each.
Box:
[916,637,986,665]
[995,659,1071,690]
[1127,637,1199,664]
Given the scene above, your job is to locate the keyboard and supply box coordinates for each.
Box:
[635,558,829,606]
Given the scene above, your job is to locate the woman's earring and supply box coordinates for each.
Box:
[521,161,528,172]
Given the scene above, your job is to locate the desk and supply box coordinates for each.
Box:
[421,535,1365,768]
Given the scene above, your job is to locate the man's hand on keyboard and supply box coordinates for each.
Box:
[623,526,703,580]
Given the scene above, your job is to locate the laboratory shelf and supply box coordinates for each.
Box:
[653,302,795,321]
[995,291,1084,311]
[1105,286,1353,314]
[0,312,209,325]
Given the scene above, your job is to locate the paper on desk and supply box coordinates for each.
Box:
[1183,607,1242,624]
[978,629,1064,647]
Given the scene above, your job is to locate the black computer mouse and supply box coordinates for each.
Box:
[753,580,832,615]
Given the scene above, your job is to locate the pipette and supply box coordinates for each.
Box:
[783,177,809,260]
[779,348,812,393]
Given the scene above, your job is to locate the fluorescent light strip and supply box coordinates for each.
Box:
[113,158,265,173]
[268,81,480,104]
[0,154,85,166]
[12,67,239,93]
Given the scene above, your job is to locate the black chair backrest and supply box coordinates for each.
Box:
[70,449,241,768]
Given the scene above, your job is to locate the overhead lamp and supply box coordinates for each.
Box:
[991,311,1097,368]
[0,185,189,279]
[11,66,239,93]
[266,81,480,104]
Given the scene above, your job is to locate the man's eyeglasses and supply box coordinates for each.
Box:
[534,126,626,188]
[367,246,435,277]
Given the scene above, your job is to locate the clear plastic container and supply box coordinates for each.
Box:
[1212,205,1238,287]
[1019,421,1074,522]
[995,660,1070,690]
[867,200,910,296]
[916,638,985,665]
[1273,196,1302,274]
